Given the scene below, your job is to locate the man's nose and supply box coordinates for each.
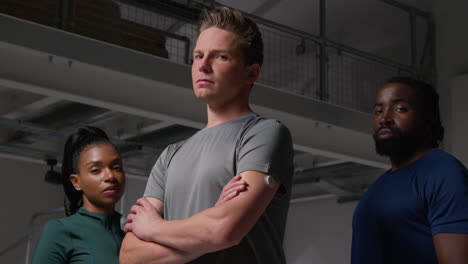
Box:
[198,57,212,73]
[379,109,393,125]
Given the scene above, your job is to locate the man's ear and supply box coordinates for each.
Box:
[70,174,81,191]
[246,64,261,85]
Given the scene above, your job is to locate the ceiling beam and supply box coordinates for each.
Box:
[290,194,335,204]
[119,120,175,140]
[0,143,151,177]
[0,116,158,153]
[315,179,354,197]
[2,96,62,119]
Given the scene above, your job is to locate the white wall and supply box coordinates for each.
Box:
[451,74,468,165]
[433,0,468,162]
[0,156,63,264]
[285,197,357,264]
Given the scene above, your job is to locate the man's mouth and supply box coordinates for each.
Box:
[377,127,394,139]
[197,79,214,84]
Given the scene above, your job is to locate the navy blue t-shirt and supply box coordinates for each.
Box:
[352,149,468,264]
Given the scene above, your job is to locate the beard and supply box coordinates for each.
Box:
[373,126,423,157]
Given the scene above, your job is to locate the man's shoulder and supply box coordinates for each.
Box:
[424,149,466,171]
[416,149,467,183]
[241,113,290,134]
[161,139,189,157]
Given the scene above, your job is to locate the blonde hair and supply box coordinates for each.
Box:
[197,6,263,66]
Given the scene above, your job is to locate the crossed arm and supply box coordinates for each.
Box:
[434,233,468,264]
[120,171,280,263]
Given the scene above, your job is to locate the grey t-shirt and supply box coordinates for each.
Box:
[144,112,294,264]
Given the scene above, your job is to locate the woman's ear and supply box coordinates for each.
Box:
[70,174,81,191]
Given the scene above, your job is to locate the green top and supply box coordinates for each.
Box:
[32,208,124,264]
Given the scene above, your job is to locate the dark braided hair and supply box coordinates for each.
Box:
[385,76,444,148]
[62,126,114,216]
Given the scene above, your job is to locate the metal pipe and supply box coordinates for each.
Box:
[319,0,328,101]
[183,36,191,64]
[379,0,431,18]
[428,18,436,83]
[0,235,29,257]
[25,207,65,264]
[0,207,64,261]
[409,8,418,72]
[56,0,67,29]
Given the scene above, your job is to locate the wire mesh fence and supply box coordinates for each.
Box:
[327,48,413,113]
[0,0,420,113]
[258,26,321,99]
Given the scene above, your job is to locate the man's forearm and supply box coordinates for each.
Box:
[120,232,201,264]
[147,205,239,254]
[146,172,279,254]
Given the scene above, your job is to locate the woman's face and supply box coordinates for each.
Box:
[70,143,125,214]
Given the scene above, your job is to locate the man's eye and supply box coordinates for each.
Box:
[216,55,228,60]
[90,169,100,174]
[374,109,383,115]
[194,54,203,59]
[396,107,407,112]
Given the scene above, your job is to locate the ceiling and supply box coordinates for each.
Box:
[1,0,427,202]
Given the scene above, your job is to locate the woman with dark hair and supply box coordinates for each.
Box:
[32,126,246,263]
[33,126,126,263]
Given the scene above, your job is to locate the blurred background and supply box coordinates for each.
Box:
[0,1,466,263]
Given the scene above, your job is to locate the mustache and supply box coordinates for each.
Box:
[375,126,395,134]
[373,126,403,139]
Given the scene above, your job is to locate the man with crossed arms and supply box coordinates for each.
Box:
[120,6,294,264]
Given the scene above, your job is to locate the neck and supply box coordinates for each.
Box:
[206,100,252,128]
[389,145,433,171]
[82,197,115,215]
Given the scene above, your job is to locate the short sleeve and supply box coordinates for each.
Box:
[32,220,69,264]
[237,120,294,193]
[426,158,468,235]
[143,146,173,201]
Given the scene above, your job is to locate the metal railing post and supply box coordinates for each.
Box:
[409,8,418,75]
[319,0,328,101]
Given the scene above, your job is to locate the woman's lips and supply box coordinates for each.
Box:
[103,185,120,195]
